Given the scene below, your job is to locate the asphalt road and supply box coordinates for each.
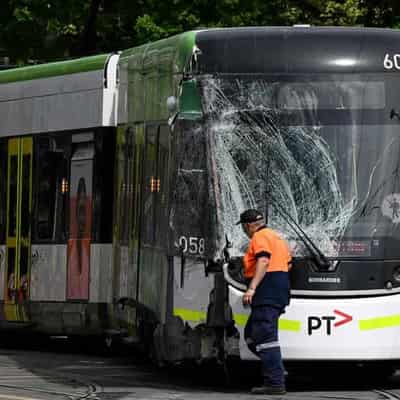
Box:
[0,339,399,400]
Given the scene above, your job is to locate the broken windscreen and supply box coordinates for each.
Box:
[201,74,400,260]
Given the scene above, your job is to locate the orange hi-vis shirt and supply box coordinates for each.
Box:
[243,226,292,279]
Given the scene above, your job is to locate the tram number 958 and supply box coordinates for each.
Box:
[383,54,400,70]
[179,236,205,255]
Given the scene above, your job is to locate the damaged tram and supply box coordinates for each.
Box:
[0,26,400,366]
[162,27,400,365]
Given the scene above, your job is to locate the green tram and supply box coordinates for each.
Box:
[2,27,400,366]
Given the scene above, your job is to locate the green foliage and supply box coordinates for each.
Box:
[135,14,168,43]
[0,0,399,65]
[320,0,366,25]
[1,0,89,64]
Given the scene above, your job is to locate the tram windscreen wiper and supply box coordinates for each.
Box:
[270,198,331,270]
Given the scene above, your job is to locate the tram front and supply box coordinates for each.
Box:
[197,27,400,361]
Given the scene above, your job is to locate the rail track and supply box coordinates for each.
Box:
[373,389,400,400]
[0,346,400,400]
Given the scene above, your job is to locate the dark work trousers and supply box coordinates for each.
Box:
[244,304,285,387]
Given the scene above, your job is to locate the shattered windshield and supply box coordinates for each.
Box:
[202,75,400,259]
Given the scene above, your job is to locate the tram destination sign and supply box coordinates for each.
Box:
[334,239,371,257]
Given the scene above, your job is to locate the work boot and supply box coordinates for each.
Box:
[251,385,286,395]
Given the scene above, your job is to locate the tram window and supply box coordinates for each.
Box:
[115,128,129,245]
[8,156,18,238]
[170,121,208,255]
[6,247,15,301]
[33,136,69,243]
[131,128,142,243]
[122,130,135,244]
[20,154,31,238]
[142,126,158,245]
[92,129,115,242]
[126,129,136,243]
[155,125,170,247]
[0,141,8,244]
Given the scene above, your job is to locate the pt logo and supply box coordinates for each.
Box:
[308,309,353,335]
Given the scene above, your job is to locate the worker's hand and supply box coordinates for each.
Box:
[243,288,255,306]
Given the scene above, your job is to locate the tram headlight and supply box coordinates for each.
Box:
[393,267,400,283]
[166,96,177,114]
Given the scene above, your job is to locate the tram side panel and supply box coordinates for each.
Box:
[114,65,177,346]
[116,67,216,357]
[112,123,143,340]
[136,73,174,332]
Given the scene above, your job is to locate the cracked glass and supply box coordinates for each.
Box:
[201,75,400,260]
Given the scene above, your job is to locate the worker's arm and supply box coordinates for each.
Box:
[243,256,269,305]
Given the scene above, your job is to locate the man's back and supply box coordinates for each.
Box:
[244,227,291,277]
[244,226,291,307]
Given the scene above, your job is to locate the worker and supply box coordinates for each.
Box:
[237,209,291,395]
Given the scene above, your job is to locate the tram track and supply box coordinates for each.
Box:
[2,348,400,400]
[0,363,100,400]
[0,382,99,400]
[374,389,400,400]
[0,385,98,399]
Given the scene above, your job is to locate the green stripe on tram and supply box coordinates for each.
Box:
[173,308,301,332]
[0,54,110,84]
[359,314,400,330]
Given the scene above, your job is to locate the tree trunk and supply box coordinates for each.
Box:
[80,0,102,56]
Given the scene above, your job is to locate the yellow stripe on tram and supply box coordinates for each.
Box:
[173,308,301,332]
[278,319,302,332]
[359,314,400,331]
[174,308,207,322]
[234,313,301,332]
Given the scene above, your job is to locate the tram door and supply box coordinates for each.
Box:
[5,137,32,321]
[67,140,94,300]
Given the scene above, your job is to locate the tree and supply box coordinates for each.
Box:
[0,0,399,65]
[0,0,91,64]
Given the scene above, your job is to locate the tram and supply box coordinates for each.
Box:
[1,26,400,367]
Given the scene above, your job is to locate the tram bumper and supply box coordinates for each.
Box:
[228,285,400,361]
